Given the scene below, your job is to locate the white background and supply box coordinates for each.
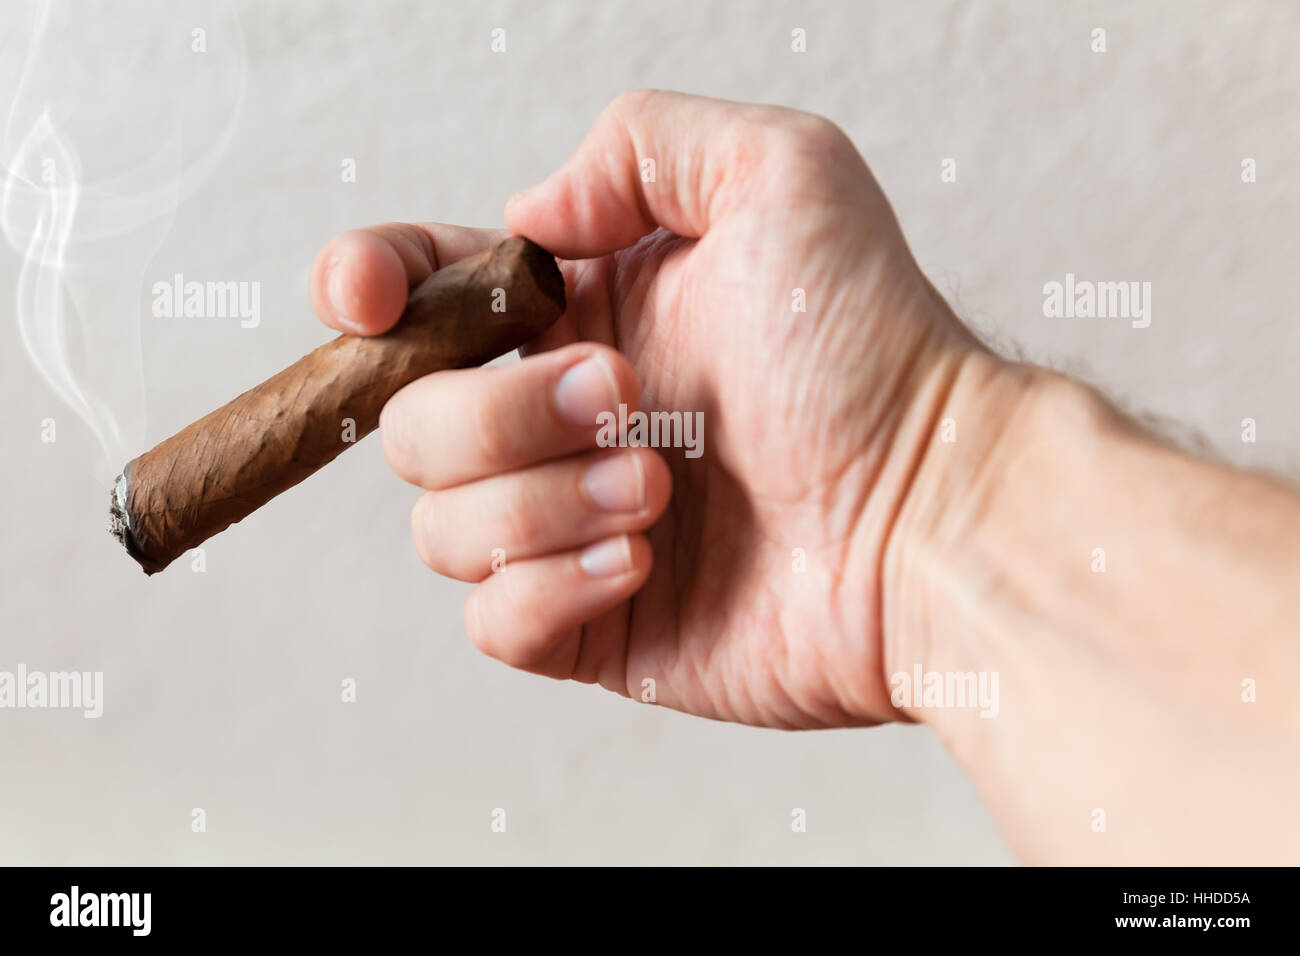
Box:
[2,0,1294,864]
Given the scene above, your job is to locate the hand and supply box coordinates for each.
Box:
[311,90,995,729]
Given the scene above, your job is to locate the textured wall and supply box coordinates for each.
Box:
[2,0,1293,864]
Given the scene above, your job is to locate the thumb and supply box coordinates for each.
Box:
[505,89,781,259]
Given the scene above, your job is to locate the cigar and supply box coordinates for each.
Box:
[110,236,565,575]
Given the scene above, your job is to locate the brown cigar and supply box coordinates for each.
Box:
[110,236,565,575]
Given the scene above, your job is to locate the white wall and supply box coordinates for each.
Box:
[3,0,1292,864]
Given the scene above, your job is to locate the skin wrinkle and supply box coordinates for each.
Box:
[712,114,772,224]
[613,97,657,238]
[670,477,714,716]
[412,224,438,275]
[618,240,697,701]
[575,252,640,699]
[573,250,653,697]
[891,369,1046,688]
[690,479,750,717]
[769,572,833,728]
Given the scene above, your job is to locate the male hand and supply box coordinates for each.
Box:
[310,90,996,729]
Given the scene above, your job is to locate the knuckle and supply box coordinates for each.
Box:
[464,592,495,657]
[471,387,518,470]
[763,111,866,200]
[466,572,558,671]
[782,110,848,148]
[380,396,425,485]
[409,494,442,572]
[466,579,532,669]
[769,111,853,173]
[490,584,543,670]
[498,481,542,547]
[496,639,541,671]
[606,88,659,120]
[717,126,766,189]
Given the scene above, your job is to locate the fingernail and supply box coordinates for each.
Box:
[579,535,633,577]
[327,262,361,334]
[554,356,619,427]
[583,452,645,512]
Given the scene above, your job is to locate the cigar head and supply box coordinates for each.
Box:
[397,235,567,367]
[506,235,566,318]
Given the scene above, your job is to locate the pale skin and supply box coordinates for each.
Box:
[310,91,1300,864]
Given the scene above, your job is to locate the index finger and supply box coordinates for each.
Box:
[309,222,507,336]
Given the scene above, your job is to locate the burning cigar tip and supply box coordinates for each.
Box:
[109,469,162,575]
[110,235,566,576]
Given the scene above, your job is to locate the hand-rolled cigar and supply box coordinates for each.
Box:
[110,236,565,575]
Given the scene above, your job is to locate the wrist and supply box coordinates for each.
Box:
[879,350,1300,862]
[879,351,1114,731]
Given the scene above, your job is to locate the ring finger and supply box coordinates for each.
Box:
[410,446,672,581]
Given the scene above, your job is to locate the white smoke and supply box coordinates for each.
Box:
[1,0,246,481]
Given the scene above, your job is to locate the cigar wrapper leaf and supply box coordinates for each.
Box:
[110,236,565,575]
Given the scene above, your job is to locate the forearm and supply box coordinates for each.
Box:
[885,352,1300,863]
